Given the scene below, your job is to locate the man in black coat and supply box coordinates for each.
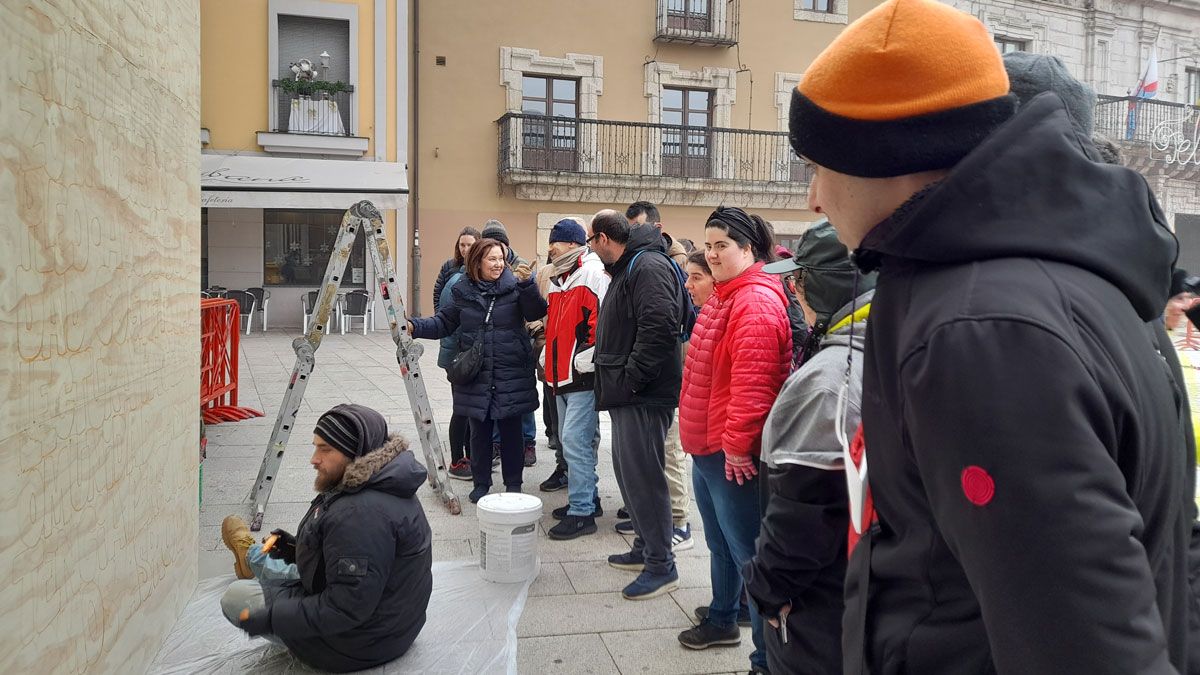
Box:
[790,0,1190,672]
[590,209,688,601]
[219,404,433,673]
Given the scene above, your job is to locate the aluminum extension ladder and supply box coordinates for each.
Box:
[248,200,460,530]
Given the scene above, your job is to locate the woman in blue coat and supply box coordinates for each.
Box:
[410,238,547,503]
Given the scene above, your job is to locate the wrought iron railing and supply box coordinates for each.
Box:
[1094,94,1196,144]
[655,0,739,46]
[270,80,354,136]
[497,113,810,185]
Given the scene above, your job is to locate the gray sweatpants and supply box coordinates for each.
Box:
[610,405,676,576]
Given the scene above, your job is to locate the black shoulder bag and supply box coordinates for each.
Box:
[446,297,495,386]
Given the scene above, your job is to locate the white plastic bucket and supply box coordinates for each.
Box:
[477,493,543,583]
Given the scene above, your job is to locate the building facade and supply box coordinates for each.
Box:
[946,0,1200,268]
[409,0,883,314]
[201,0,409,327]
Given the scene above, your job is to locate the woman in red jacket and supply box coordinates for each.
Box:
[676,207,792,674]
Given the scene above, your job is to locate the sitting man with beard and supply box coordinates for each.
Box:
[219,404,433,673]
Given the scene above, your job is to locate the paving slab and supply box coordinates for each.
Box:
[600,628,755,675]
[518,591,691,638]
[517,634,621,674]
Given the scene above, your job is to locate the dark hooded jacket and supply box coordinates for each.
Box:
[593,223,688,410]
[261,436,433,673]
[433,257,459,313]
[744,291,872,675]
[411,267,547,421]
[845,93,1189,674]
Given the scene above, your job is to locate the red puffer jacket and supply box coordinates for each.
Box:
[680,262,792,458]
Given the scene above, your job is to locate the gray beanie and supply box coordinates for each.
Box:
[314,404,388,460]
[481,219,510,247]
[1003,52,1096,135]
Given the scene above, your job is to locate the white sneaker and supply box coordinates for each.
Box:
[672,523,694,552]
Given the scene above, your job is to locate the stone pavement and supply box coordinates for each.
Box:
[199,329,756,674]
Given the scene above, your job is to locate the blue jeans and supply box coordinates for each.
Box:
[493,412,537,445]
[557,390,600,516]
[693,451,766,670]
[221,543,299,645]
[247,542,298,581]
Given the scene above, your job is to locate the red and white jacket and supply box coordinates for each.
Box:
[679,262,792,458]
[544,249,610,394]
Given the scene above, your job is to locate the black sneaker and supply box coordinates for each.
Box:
[552,496,602,520]
[677,619,742,649]
[523,441,537,467]
[614,520,634,534]
[448,458,473,481]
[539,466,569,492]
[622,568,679,600]
[694,604,752,628]
[468,485,490,503]
[607,550,645,571]
[505,484,521,493]
[617,506,629,519]
[548,514,597,540]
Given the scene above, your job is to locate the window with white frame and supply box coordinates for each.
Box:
[267,0,359,139]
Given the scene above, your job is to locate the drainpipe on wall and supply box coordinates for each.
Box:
[410,0,423,315]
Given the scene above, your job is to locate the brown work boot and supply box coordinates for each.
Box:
[221,515,255,579]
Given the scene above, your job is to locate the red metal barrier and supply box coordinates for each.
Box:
[201,298,263,424]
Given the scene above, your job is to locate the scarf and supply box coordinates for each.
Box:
[550,245,587,281]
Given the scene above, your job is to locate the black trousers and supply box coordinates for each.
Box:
[543,382,566,470]
[469,415,523,488]
[448,413,472,463]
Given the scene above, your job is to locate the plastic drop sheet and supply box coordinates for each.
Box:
[148,561,532,674]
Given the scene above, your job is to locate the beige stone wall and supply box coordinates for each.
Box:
[0,2,200,673]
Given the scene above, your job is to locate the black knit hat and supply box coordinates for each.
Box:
[314,404,388,460]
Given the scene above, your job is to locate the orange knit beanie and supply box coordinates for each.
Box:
[789,0,1017,178]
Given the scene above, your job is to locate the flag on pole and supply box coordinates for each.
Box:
[1135,46,1160,99]
[1127,46,1160,139]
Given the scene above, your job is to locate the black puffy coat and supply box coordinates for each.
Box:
[261,436,433,673]
[411,268,547,421]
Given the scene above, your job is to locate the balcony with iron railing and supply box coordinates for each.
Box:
[1094,94,1200,172]
[1094,94,1197,144]
[257,80,368,156]
[654,0,739,46]
[497,113,810,208]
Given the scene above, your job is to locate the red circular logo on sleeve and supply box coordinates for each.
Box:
[961,466,995,506]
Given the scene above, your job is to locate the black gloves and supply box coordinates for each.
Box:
[240,607,272,636]
[267,529,297,565]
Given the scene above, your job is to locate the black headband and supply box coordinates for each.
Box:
[707,207,760,251]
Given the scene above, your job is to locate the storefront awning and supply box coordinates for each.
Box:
[201,154,408,209]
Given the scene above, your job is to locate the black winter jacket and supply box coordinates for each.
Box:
[432,257,458,313]
[261,436,433,673]
[845,93,1189,675]
[411,268,547,421]
[593,224,687,410]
